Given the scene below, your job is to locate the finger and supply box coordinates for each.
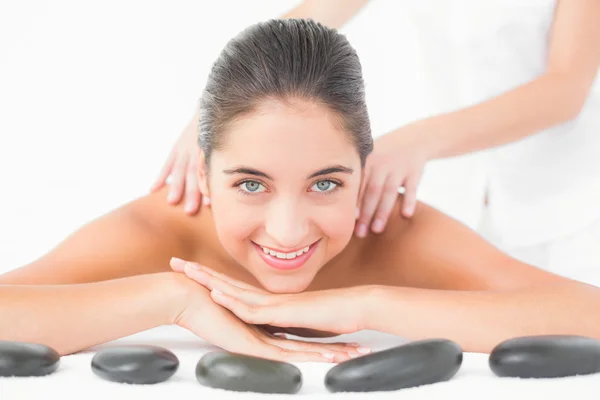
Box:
[198,265,264,292]
[211,289,283,326]
[356,170,387,238]
[259,343,337,363]
[184,155,201,215]
[268,336,369,362]
[167,153,188,204]
[370,174,401,233]
[401,172,422,218]
[169,256,188,272]
[151,150,176,192]
[266,337,351,363]
[185,266,268,305]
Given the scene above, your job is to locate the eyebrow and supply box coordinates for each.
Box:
[222,165,354,180]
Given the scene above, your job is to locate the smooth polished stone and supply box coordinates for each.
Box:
[490,335,600,378]
[91,345,179,384]
[325,339,463,392]
[196,351,302,394]
[0,341,60,377]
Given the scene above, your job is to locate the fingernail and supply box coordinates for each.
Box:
[355,208,360,219]
[372,219,384,233]
[185,202,195,213]
[167,191,177,203]
[356,224,367,238]
[171,257,185,265]
[348,343,361,347]
[202,196,211,206]
[322,353,335,359]
[212,289,224,297]
[357,347,371,354]
[185,262,200,270]
[349,352,359,358]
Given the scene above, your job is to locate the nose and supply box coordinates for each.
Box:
[264,197,310,250]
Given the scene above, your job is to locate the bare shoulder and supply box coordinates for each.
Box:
[357,197,567,290]
[0,186,212,285]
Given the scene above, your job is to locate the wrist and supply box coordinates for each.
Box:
[359,285,393,331]
[414,117,448,161]
[160,271,198,326]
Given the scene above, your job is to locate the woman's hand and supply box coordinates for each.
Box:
[171,259,373,353]
[171,272,362,363]
[356,122,432,237]
[150,115,210,215]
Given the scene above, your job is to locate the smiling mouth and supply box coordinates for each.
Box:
[252,239,320,270]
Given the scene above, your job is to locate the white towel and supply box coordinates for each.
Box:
[0,326,597,400]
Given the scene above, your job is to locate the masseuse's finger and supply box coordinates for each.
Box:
[183,154,201,215]
[185,265,268,305]
[151,149,176,192]
[169,257,192,272]
[370,173,401,233]
[167,153,188,204]
[400,171,422,218]
[356,169,387,238]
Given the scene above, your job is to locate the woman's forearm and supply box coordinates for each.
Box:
[0,272,186,356]
[418,72,591,160]
[365,282,600,353]
[281,0,369,29]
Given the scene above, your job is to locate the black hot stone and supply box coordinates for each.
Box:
[91,345,179,384]
[325,339,463,392]
[196,351,302,394]
[489,335,600,378]
[0,341,60,377]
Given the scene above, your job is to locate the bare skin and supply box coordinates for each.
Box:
[1,99,597,357]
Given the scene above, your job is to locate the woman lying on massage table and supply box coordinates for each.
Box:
[1,19,598,363]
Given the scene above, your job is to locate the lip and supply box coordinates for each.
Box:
[253,239,320,271]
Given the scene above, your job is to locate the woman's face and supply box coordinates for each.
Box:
[203,98,363,293]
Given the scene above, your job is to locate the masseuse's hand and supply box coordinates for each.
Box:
[150,117,209,215]
[356,123,430,237]
[174,261,372,353]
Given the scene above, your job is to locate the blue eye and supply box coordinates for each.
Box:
[240,181,266,193]
[311,180,337,193]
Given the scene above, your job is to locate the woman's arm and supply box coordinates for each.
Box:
[365,281,599,353]
[419,0,600,159]
[0,272,188,356]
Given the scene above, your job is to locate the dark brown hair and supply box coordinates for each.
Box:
[198,18,372,166]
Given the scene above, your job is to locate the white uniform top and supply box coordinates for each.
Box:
[396,0,600,247]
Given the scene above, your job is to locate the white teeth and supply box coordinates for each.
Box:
[260,244,311,260]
